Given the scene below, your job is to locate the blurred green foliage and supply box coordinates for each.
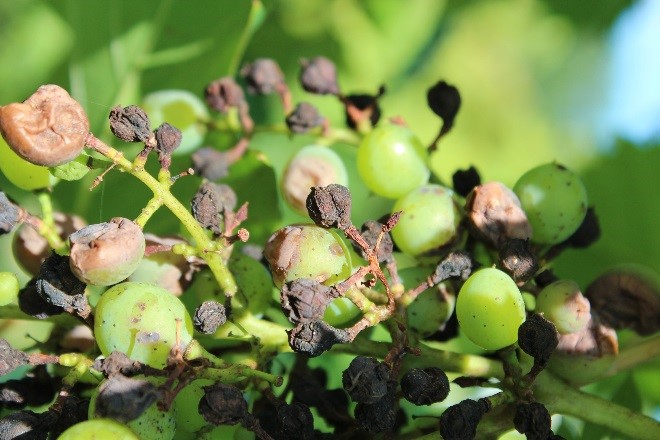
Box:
[0,0,657,436]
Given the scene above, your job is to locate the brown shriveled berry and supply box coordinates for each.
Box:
[280,278,338,324]
[191,147,231,181]
[439,398,489,440]
[193,300,227,334]
[306,184,352,230]
[205,77,246,113]
[465,181,532,247]
[13,213,85,276]
[92,351,145,377]
[199,383,248,426]
[278,401,315,440]
[94,375,160,423]
[342,356,390,404]
[286,102,324,134]
[34,253,89,318]
[191,182,237,235]
[154,122,181,168]
[109,105,151,142]
[0,339,29,377]
[400,367,450,406]
[499,238,538,282]
[513,402,552,440]
[355,220,394,263]
[343,87,384,129]
[354,383,398,434]
[0,192,23,235]
[452,166,481,198]
[288,320,350,357]
[241,58,286,95]
[299,57,340,95]
[518,313,559,369]
[0,84,89,166]
[433,251,474,283]
[585,269,660,335]
[69,217,145,286]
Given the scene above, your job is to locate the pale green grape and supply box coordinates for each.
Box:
[142,90,209,155]
[0,271,19,306]
[456,268,526,350]
[513,163,588,244]
[536,280,590,334]
[323,296,361,328]
[357,123,429,199]
[89,376,175,440]
[57,419,139,440]
[0,135,52,190]
[263,224,352,288]
[94,282,194,369]
[173,379,214,436]
[400,268,456,337]
[281,145,348,215]
[228,251,273,315]
[391,184,461,256]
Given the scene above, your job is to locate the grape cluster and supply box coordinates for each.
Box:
[0,36,656,440]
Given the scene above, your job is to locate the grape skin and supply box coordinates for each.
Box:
[536,280,590,334]
[456,268,526,350]
[94,282,194,369]
[0,135,51,190]
[56,419,139,440]
[357,123,429,199]
[513,163,588,244]
[0,272,20,306]
[391,184,461,256]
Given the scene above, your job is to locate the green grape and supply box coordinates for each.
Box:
[391,184,461,256]
[94,282,194,369]
[263,224,352,288]
[228,251,273,315]
[0,271,19,306]
[456,268,526,350]
[142,90,209,155]
[173,378,215,436]
[513,163,588,244]
[281,145,349,215]
[323,296,361,328]
[536,280,590,334]
[357,123,429,199]
[0,135,52,190]
[400,267,456,337]
[57,419,139,440]
[89,376,175,440]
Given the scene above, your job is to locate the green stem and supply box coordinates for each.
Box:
[226,0,266,75]
[35,191,67,254]
[85,134,237,296]
[535,372,660,440]
[605,334,660,378]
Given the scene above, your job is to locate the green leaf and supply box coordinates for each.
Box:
[50,154,90,181]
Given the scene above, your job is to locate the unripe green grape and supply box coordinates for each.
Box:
[456,268,526,350]
[536,280,590,334]
[391,184,461,256]
[281,145,348,215]
[0,135,52,190]
[0,271,19,306]
[94,282,194,369]
[56,419,139,440]
[357,123,429,199]
[263,224,352,288]
[228,251,273,315]
[142,90,209,155]
[513,163,588,244]
[401,268,456,337]
[89,375,175,440]
[173,379,215,436]
[323,296,361,327]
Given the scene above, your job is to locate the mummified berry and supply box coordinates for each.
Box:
[453,166,481,198]
[465,181,532,247]
[286,102,324,134]
[0,84,90,166]
[193,300,227,334]
[427,81,461,130]
[34,253,89,317]
[355,220,394,263]
[241,58,286,95]
[92,351,145,377]
[191,147,231,181]
[499,238,538,282]
[306,184,352,230]
[0,410,49,440]
[109,105,151,142]
[94,375,160,422]
[400,367,450,406]
[205,77,246,113]
[278,402,315,440]
[154,122,182,166]
[288,320,350,357]
[342,356,390,404]
[299,57,340,95]
[191,182,238,235]
[0,191,22,235]
[433,250,473,283]
[280,278,338,324]
[199,383,248,425]
[439,398,489,440]
[0,339,29,377]
[343,88,384,129]
[18,280,62,319]
[69,217,145,286]
[354,383,398,433]
[518,313,559,369]
[513,402,552,440]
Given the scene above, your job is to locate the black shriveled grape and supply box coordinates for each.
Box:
[439,398,489,440]
[400,367,450,406]
[199,383,248,426]
[513,402,552,440]
[342,356,390,404]
[277,401,315,440]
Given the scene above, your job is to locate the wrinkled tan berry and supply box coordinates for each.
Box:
[69,217,145,286]
[0,85,89,166]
